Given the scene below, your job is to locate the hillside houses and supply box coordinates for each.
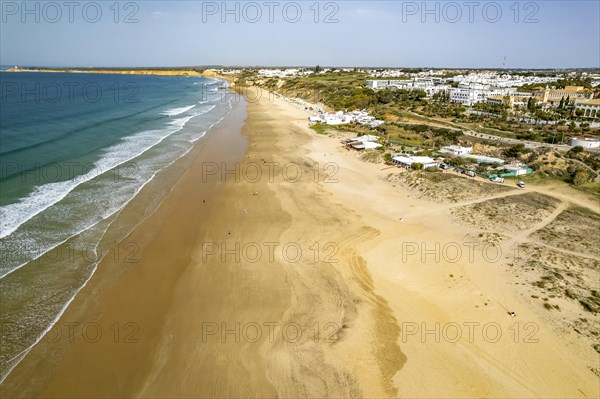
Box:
[366,79,523,105]
[531,86,592,105]
[364,71,576,106]
[258,68,314,78]
[450,72,556,88]
[486,95,531,109]
[449,83,519,106]
[308,110,384,128]
[366,79,451,97]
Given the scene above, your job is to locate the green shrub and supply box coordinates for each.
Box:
[572,169,591,186]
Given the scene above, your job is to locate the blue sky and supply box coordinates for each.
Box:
[1,1,598,68]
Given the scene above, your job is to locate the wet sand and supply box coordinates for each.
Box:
[1,87,599,398]
[0,96,252,397]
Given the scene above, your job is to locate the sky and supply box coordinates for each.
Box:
[1,0,599,68]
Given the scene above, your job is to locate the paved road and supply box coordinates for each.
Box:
[464,130,573,152]
[467,111,600,128]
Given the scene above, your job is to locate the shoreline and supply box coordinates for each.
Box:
[0,76,234,382]
[0,89,249,396]
[1,87,598,397]
[0,68,203,76]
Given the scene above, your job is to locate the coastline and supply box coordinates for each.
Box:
[1,86,598,398]
[0,87,249,396]
[0,74,233,382]
[0,68,203,76]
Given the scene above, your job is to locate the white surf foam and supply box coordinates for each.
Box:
[161,104,195,116]
[0,95,236,384]
[0,114,198,241]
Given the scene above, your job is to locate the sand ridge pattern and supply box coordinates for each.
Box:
[251,101,405,397]
[451,192,562,232]
[2,85,599,398]
[397,170,600,382]
[391,171,516,203]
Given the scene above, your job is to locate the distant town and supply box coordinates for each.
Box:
[217,67,599,120]
[8,65,600,188]
[205,66,599,190]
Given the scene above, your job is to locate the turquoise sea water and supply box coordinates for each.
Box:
[0,72,235,381]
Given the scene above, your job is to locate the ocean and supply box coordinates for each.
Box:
[0,72,235,381]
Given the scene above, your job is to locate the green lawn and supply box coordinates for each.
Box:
[309,124,329,135]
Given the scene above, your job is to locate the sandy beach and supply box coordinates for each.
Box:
[1,87,599,398]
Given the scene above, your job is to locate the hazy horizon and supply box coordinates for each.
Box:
[1,1,598,69]
[3,65,600,71]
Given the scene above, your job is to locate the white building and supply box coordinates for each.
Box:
[352,141,382,150]
[258,69,314,78]
[449,83,517,106]
[450,72,557,88]
[501,164,531,176]
[355,134,380,142]
[366,79,449,97]
[440,146,504,164]
[321,111,353,125]
[344,135,382,150]
[486,94,531,108]
[310,110,384,127]
[440,145,473,156]
[366,80,410,90]
[367,70,408,78]
[367,70,560,89]
[392,155,438,169]
[466,154,506,165]
[569,137,600,148]
[574,99,600,119]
